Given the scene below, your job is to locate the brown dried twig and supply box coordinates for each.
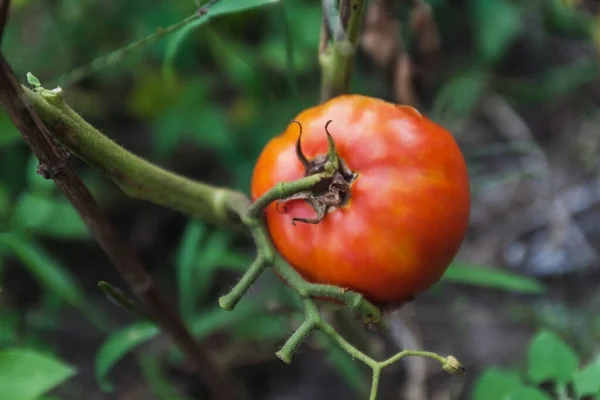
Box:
[360,0,442,106]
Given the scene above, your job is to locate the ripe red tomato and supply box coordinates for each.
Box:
[251,95,470,307]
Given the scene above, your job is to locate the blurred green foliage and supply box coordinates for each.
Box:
[473,329,600,400]
[1,0,599,398]
[0,348,76,400]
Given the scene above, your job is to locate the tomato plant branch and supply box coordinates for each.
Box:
[0,60,236,400]
[219,256,269,310]
[247,173,331,219]
[22,86,242,228]
[274,298,463,400]
[319,0,367,102]
[19,77,463,400]
[57,0,222,87]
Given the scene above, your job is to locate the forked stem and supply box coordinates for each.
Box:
[21,78,463,400]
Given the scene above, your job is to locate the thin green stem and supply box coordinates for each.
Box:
[318,318,377,368]
[98,281,152,321]
[319,0,368,102]
[58,14,200,87]
[369,367,382,400]
[380,350,447,368]
[280,1,297,98]
[272,256,381,323]
[218,256,268,310]
[246,173,329,219]
[276,318,317,363]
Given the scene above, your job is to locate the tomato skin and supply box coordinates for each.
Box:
[251,95,470,306]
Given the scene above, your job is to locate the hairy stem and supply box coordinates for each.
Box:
[22,86,242,228]
[276,318,317,363]
[247,173,329,219]
[369,367,382,400]
[219,256,268,310]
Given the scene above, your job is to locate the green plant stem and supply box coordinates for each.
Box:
[319,0,368,102]
[58,14,200,87]
[369,367,382,400]
[23,86,241,228]
[273,296,457,400]
[247,173,329,218]
[272,256,381,323]
[276,317,317,363]
[218,256,268,310]
[22,83,462,400]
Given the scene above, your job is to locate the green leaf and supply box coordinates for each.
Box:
[95,322,160,392]
[26,72,41,87]
[508,386,553,400]
[164,0,280,67]
[137,353,192,400]
[0,234,85,310]
[98,281,150,321]
[0,313,18,345]
[193,231,233,303]
[0,183,11,219]
[473,368,524,400]
[11,191,89,239]
[543,0,595,38]
[96,301,258,392]
[187,300,258,337]
[471,0,522,63]
[573,358,600,397]
[527,330,579,385]
[0,110,21,148]
[231,313,289,343]
[212,252,252,272]
[152,81,235,158]
[177,221,207,319]
[443,263,545,294]
[0,348,76,400]
[431,67,490,119]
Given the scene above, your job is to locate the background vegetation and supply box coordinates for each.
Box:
[1,0,600,399]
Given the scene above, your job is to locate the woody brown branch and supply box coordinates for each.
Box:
[0,1,236,399]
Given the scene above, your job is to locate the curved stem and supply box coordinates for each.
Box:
[58,14,199,87]
[219,256,268,310]
[318,318,377,368]
[246,173,329,219]
[380,350,448,368]
[272,256,381,323]
[23,86,241,228]
[276,318,317,364]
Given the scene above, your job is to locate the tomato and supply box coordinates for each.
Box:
[251,95,470,307]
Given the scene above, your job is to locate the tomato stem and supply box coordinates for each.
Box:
[276,315,317,364]
[24,81,463,400]
[319,0,368,102]
[247,172,331,219]
[218,256,268,311]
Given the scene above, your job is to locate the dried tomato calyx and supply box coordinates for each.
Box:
[280,120,357,225]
